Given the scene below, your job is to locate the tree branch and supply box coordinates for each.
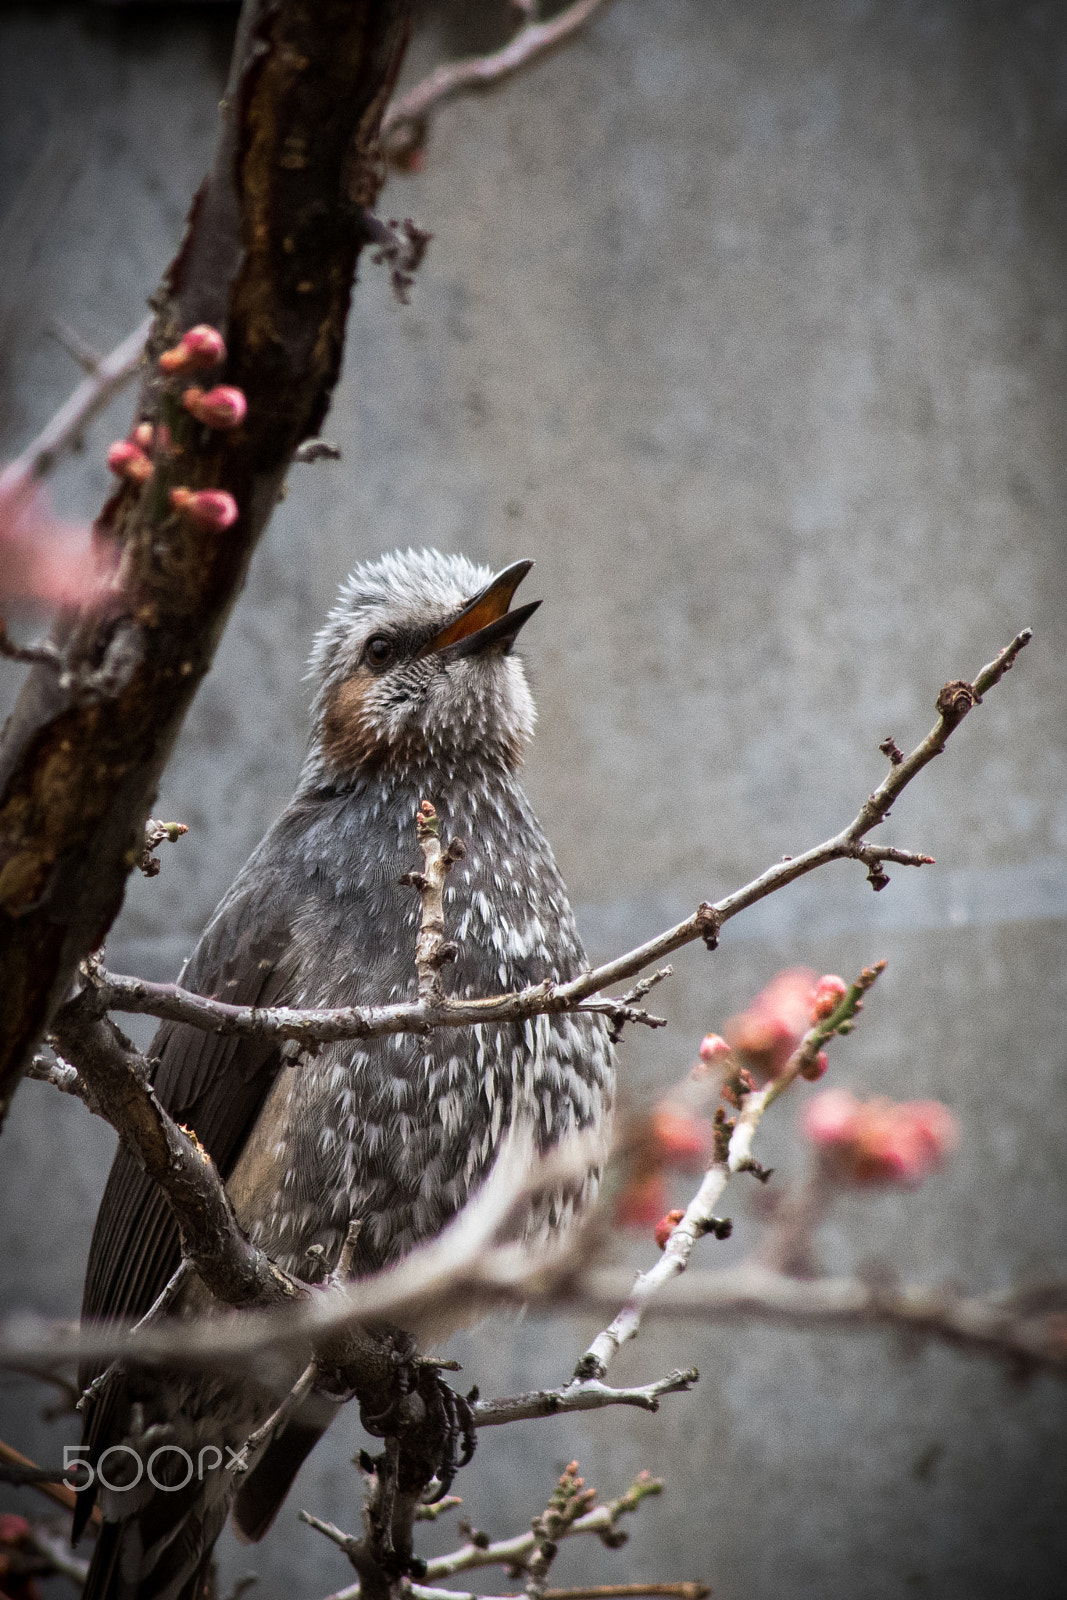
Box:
[0,318,152,501]
[473,1368,698,1428]
[308,1468,663,1600]
[573,1262,1067,1377]
[49,990,302,1312]
[382,0,614,163]
[0,0,415,1133]
[83,633,1029,1050]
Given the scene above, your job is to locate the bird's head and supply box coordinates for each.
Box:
[303,548,540,785]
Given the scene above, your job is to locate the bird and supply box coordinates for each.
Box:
[74,548,616,1600]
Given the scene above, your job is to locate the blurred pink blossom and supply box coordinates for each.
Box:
[802,1088,959,1188]
[0,480,110,609]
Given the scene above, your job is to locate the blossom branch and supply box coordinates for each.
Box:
[0,0,415,1133]
[575,963,887,1381]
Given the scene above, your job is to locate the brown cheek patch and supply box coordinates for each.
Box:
[321,673,385,771]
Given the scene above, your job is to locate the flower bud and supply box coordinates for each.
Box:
[132,422,155,451]
[182,385,247,430]
[811,974,849,1020]
[159,323,227,375]
[654,1208,685,1249]
[168,487,239,531]
[698,1033,731,1065]
[799,1049,829,1082]
[106,439,153,484]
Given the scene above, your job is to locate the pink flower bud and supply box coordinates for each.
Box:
[159,324,227,375]
[799,1048,829,1082]
[654,1208,685,1250]
[168,487,239,531]
[698,1033,731,1065]
[132,422,155,451]
[106,439,153,484]
[726,967,819,1078]
[811,974,849,1020]
[181,324,227,368]
[182,385,247,430]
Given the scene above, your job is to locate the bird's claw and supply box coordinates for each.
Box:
[358,1337,476,1503]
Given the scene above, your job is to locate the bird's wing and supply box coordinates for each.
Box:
[74,864,301,1541]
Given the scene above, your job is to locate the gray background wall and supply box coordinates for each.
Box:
[1,2,1065,1596]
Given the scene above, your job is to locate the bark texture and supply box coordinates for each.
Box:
[0,0,414,1127]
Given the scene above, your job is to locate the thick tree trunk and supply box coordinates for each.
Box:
[0,0,414,1129]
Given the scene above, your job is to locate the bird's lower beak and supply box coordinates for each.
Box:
[421,559,541,661]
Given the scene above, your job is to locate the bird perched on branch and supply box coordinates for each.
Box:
[75,549,615,1600]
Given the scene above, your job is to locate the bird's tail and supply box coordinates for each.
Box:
[80,1473,231,1600]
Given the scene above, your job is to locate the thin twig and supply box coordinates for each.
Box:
[473,1368,698,1427]
[0,1436,100,1523]
[0,316,151,498]
[381,0,614,160]
[85,634,1030,1050]
[420,1472,661,1584]
[0,621,66,673]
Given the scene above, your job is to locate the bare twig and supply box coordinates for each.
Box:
[572,1262,1067,1376]
[294,438,342,463]
[0,621,66,673]
[422,1471,661,1585]
[47,320,106,376]
[0,1436,99,1523]
[0,317,152,499]
[473,1368,698,1427]
[382,0,614,162]
[311,1468,664,1600]
[84,635,1030,1051]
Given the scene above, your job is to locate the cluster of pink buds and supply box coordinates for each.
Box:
[181,384,247,430]
[105,324,245,530]
[721,967,852,1082]
[159,323,227,375]
[168,487,239,532]
[802,1088,958,1188]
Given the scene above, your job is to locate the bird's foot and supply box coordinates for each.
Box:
[358,1336,476,1503]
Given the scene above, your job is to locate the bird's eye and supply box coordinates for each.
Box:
[364,634,394,669]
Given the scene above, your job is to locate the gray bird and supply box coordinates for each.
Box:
[75,549,615,1600]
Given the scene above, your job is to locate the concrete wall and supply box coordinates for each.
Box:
[1,3,1065,1596]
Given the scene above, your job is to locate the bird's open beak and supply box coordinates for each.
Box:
[421,559,541,661]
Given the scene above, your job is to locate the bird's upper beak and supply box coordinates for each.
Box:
[420,559,541,661]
